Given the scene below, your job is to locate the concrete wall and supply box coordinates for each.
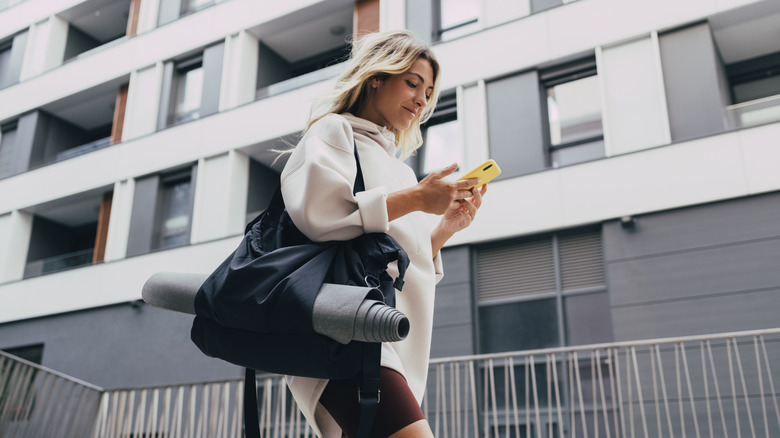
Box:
[0,301,240,389]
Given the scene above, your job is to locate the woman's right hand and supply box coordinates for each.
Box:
[387,163,479,221]
[414,163,480,215]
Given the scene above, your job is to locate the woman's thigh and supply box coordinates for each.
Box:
[319,367,427,438]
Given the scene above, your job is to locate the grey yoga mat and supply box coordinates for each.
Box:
[141,272,409,344]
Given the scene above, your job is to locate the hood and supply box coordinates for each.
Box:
[341,113,397,156]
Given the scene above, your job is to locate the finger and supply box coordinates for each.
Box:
[432,163,459,179]
[471,187,483,209]
[455,178,480,191]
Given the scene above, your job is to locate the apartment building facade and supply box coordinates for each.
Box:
[0,0,779,435]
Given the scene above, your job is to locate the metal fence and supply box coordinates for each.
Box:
[2,328,779,438]
[0,350,103,438]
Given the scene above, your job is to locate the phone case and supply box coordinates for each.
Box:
[457,160,501,190]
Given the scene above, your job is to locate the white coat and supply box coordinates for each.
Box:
[280,112,443,438]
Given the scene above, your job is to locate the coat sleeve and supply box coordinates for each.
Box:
[280,116,391,242]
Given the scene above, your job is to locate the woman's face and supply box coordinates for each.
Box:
[360,57,435,131]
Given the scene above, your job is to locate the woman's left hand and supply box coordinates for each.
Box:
[438,184,487,233]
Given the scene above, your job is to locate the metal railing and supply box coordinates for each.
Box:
[2,328,779,437]
[0,350,103,438]
[23,248,95,279]
[424,328,780,438]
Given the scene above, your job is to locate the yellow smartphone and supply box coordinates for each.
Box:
[457,160,501,190]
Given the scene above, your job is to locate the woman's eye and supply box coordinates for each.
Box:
[406,80,417,89]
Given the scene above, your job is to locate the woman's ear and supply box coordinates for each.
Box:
[370,77,380,89]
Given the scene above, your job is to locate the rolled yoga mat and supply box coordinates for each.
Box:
[142,272,409,344]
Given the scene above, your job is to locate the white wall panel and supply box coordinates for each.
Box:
[0,78,330,215]
[104,179,135,262]
[19,16,68,80]
[136,0,161,34]
[219,31,259,111]
[123,63,163,140]
[0,0,82,40]
[0,236,242,323]
[460,82,489,175]
[0,0,325,122]
[482,0,529,28]
[380,0,405,31]
[190,151,248,243]
[0,211,32,283]
[737,122,780,194]
[599,35,669,155]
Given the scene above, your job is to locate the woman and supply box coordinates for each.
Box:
[280,30,488,438]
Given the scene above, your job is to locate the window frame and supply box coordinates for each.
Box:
[433,0,481,42]
[539,57,605,168]
[168,56,204,126]
[154,168,196,251]
[473,226,610,354]
[413,90,459,179]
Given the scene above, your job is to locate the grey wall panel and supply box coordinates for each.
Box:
[63,25,100,62]
[607,238,780,306]
[126,175,160,257]
[431,246,474,358]
[157,62,174,130]
[486,71,546,180]
[531,0,562,14]
[200,43,224,118]
[42,114,88,163]
[659,23,728,142]
[406,0,433,44]
[0,302,239,389]
[612,287,780,340]
[10,111,40,174]
[256,42,291,91]
[603,192,780,262]
[0,31,27,89]
[603,193,780,341]
[157,0,180,26]
[430,324,473,358]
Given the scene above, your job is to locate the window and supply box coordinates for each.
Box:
[0,123,18,179]
[435,0,480,41]
[413,92,462,177]
[156,172,193,249]
[475,227,611,354]
[0,41,12,86]
[170,58,204,125]
[725,51,780,128]
[127,166,196,257]
[541,58,605,168]
[181,0,213,15]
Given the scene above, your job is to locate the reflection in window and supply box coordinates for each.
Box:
[0,123,18,179]
[437,0,480,41]
[422,119,462,175]
[417,92,461,177]
[0,42,12,87]
[541,58,605,168]
[181,0,213,15]
[172,62,203,125]
[158,176,192,249]
[476,228,610,354]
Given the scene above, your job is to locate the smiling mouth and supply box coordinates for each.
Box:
[403,107,416,117]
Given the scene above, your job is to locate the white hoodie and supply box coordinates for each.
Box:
[280,113,443,438]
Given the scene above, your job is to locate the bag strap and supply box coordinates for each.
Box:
[244,368,261,438]
[243,140,377,438]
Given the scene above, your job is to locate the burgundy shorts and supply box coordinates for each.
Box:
[319,367,426,438]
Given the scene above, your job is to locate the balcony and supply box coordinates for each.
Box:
[2,328,778,437]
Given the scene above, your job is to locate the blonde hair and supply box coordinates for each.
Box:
[306,30,441,160]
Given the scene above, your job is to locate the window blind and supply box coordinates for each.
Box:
[476,238,555,302]
[558,230,605,291]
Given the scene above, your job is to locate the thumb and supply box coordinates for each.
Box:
[432,163,458,179]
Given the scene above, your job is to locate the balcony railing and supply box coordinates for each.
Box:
[23,248,94,279]
[725,94,780,130]
[2,328,779,437]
